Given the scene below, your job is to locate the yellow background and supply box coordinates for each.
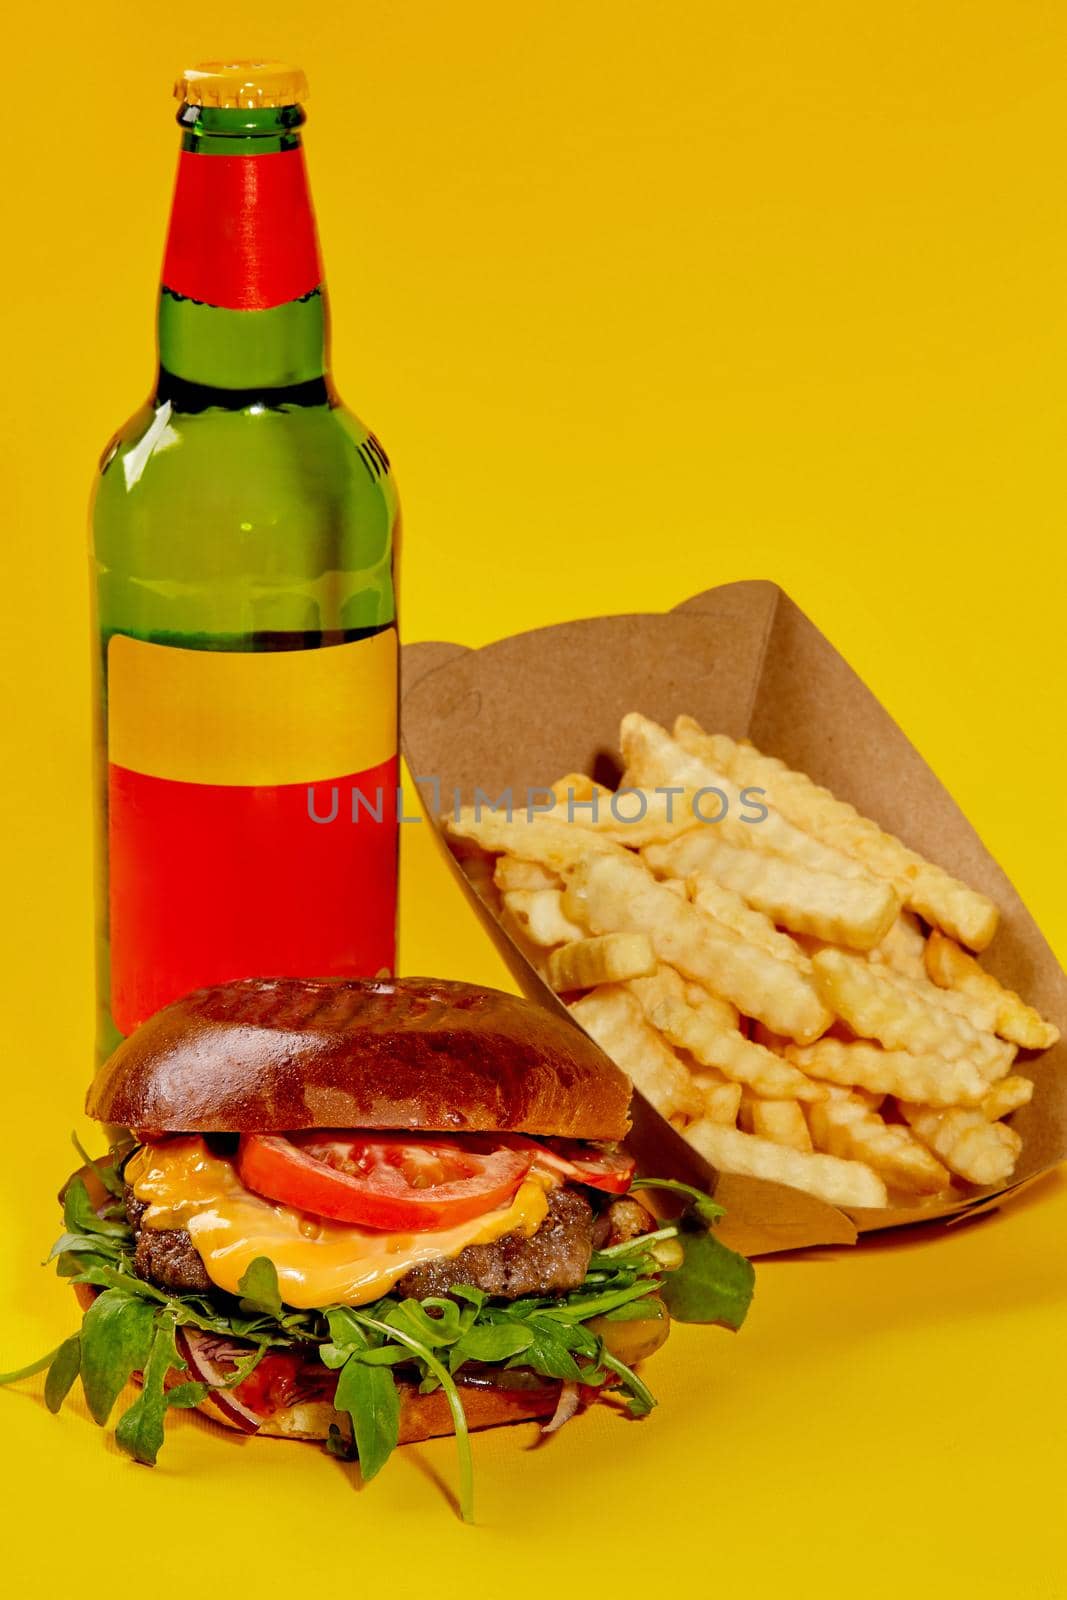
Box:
[1,3,1064,1594]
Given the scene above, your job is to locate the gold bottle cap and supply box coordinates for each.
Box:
[175,61,309,109]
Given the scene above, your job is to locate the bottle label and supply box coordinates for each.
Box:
[162,148,322,310]
[106,630,398,1036]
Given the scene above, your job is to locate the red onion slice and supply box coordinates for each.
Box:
[175,1327,264,1434]
[541,1381,580,1435]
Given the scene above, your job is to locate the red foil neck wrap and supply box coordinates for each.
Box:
[162,148,322,310]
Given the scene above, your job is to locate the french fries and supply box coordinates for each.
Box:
[549,773,612,806]
[811,948,1014,1078]
[883,965,1000,1034]
[694,1074,745,1126]
[645,832,899,950]
[448,809,623,873]
[783,1037,990,1109]
[979,1075,1034,1121]
[651,995,827,1101]
[740,1094,813,1152]
[867,911,929,980]
[569,986,702,1122]
[622,714,864,879]
[900,1104,1022,1188]
[675,717,998,951]
[494,856,561,893]
[546,933,656,991]
[685,1121,889,1208]
[625,964,735,1030]
[501,888,585,947]
[459,846,501,914]
[442,706,1054,1212]
[687,873,812,970]
[807,1090,950,1195]
[924,929,1059,1050]
[543,786,708,847]
[682,979,740,1031]
[563,851,832,1043]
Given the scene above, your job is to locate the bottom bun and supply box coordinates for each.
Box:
[204,1380,564,1444]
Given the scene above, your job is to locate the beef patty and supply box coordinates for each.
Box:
[397,1187,594,1300]
[125,1187,213,1295]
[123,1183,598,1301]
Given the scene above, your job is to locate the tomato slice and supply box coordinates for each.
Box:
[521,1138,636,1194]
[236,1132,534,1232]
[232,1352,336,1419]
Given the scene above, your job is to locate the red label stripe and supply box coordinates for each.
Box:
[108,754,398,1035]
[162,149,322,310]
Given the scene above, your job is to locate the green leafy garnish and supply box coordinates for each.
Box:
[658,1222,755,1328]
[44,1334,81,1415]
[79,1289,157,1425]
[1,1142,754,1521]
[600,1350,657,1416]
[334,1351,401,1483]
[71,1130,127,1199]
[355,1312,475,1521]
[63,1176,128,1241]
[449,1323,534,1370]
[115,1312,207,1465]
[630,1177,754,1330]
[237,1257,286,1319]
[631,1176,725,1224]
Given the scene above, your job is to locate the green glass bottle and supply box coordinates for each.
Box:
[91,62,399,1064]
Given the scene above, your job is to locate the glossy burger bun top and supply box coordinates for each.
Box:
[86,976,632,1142]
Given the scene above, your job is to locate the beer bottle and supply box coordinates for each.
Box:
[91,63,399,1063]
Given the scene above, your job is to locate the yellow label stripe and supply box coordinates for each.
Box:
[108,630,397,787]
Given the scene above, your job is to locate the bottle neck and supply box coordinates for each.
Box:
[157,104,329,400]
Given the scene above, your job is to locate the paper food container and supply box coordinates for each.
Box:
[400,581,1066,1255]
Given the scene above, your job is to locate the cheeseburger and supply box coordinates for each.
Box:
[5,976,752,1518]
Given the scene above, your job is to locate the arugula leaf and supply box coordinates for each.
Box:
[449,1323,534,1372]
[47,1232,119,1263]
[347,1345,412,1368]
[589,1224,680,1264]
[70,1264,168,1302]
[630,1176,754,1329]
[319,1343,354,1371]
[62,1177,128,1240]
[237,1257,285,1319]
[511,1315,585,1382]
[167,1380,211,1409]
[657,1219,754,1329]
[383,1299,464,1349]
[71,1132,127,1199]
[44,1334,81,1414]
[54,1252,93,1278]
[79,1289,157,1426]
[115,1312,195,1465]
[447,1285,487,1310]
[543,1279,658,1323]
[413,1297,469,1341]
[600,1351,657,1417]
[597,1297,665,1322]
[356,1314,474,1523]
[334,1355,400,1482]
[325,1306,369,1349]
[630,1176,725,1225]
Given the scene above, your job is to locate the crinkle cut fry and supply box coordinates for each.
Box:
[674,717,998,951]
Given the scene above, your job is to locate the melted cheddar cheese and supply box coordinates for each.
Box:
[126,1138,553,1310]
